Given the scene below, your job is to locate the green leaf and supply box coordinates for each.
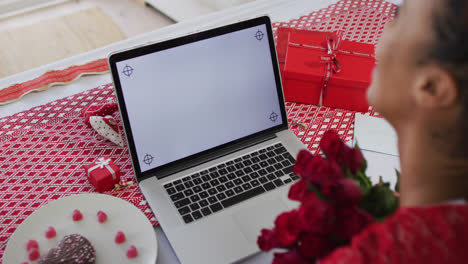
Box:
[344,168,354,179]
[329,233,348,247]
[377,176,391,188]
[344,168,372,195]
[359,184,399,220]
[361,156,368,174]
[356,171,372,189]
[395,169,401,192]
[354,142,368,173]
[308,182,328,202]
[354,141,360,150]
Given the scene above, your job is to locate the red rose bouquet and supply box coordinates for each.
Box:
[257,129,399,263]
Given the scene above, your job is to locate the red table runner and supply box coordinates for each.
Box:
[0,59,109,105]
[0,0,395,259]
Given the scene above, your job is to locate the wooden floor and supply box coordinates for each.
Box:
[0,8,126,78]
[0,0,174,78]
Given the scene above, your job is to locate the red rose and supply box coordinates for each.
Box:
[336,143,351,164]
[302,155,328,182]
[319,130,365,174]
[302,156,343,185]
[319,130,344,161]
[257,228,281,251]
[348,148,364,174]
[288,179,310,202]
[323,178,363,206]
[298,195,335,234]
[293,150,314,176]
[324,159,343,182]
[300,155,327,183]
[335,206,374,241]
[337,147,364,174]
[293,149,344,186]
[272,249,310,264]
[274,210,303,247]
[297,232,334,259]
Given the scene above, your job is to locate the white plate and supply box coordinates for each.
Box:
[3,193,157,264]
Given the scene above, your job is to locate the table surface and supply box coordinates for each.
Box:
[0,0,402,263]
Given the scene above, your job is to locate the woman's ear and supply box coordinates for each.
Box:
[412,65,459,109]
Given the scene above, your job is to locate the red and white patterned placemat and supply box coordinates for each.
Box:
[0,0,396,259]
[0,84,158,259]
[272,0,396,45]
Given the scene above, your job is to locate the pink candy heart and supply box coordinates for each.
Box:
[126,245,138,258]
[72,209,83,221]
[26,239,39,251]
[115,231,126,244]
[97,210,108,223]
[28,248,40,261]
[45,226,56,239]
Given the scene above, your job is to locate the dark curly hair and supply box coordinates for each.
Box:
[427,0,468,156]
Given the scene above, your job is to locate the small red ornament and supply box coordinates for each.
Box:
[119,178,128,187]
[115,177,134,191]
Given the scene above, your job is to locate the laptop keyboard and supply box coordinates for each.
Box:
[163,143,299,224]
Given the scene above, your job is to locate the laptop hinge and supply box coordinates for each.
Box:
[140,133,278,182]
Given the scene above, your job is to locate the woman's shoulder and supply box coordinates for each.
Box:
[321,204,468,264]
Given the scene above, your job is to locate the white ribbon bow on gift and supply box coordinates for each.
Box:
[96,157,109,168]
[87,157,116,180]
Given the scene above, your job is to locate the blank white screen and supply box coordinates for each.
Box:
[117,24,283,172]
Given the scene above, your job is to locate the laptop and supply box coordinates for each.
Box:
[109,16,306,264]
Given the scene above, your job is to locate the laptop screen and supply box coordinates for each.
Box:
[111,18,286,177]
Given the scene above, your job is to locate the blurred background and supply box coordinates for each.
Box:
[0,0,256,78]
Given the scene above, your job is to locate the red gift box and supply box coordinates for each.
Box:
[279,27,375,112]
[83,156,121,193]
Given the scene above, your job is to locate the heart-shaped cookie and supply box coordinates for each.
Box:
[38,234,96,264]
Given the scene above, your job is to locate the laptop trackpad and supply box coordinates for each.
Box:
[233,197,288,243]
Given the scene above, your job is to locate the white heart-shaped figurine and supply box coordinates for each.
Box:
[89,115,124,147]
